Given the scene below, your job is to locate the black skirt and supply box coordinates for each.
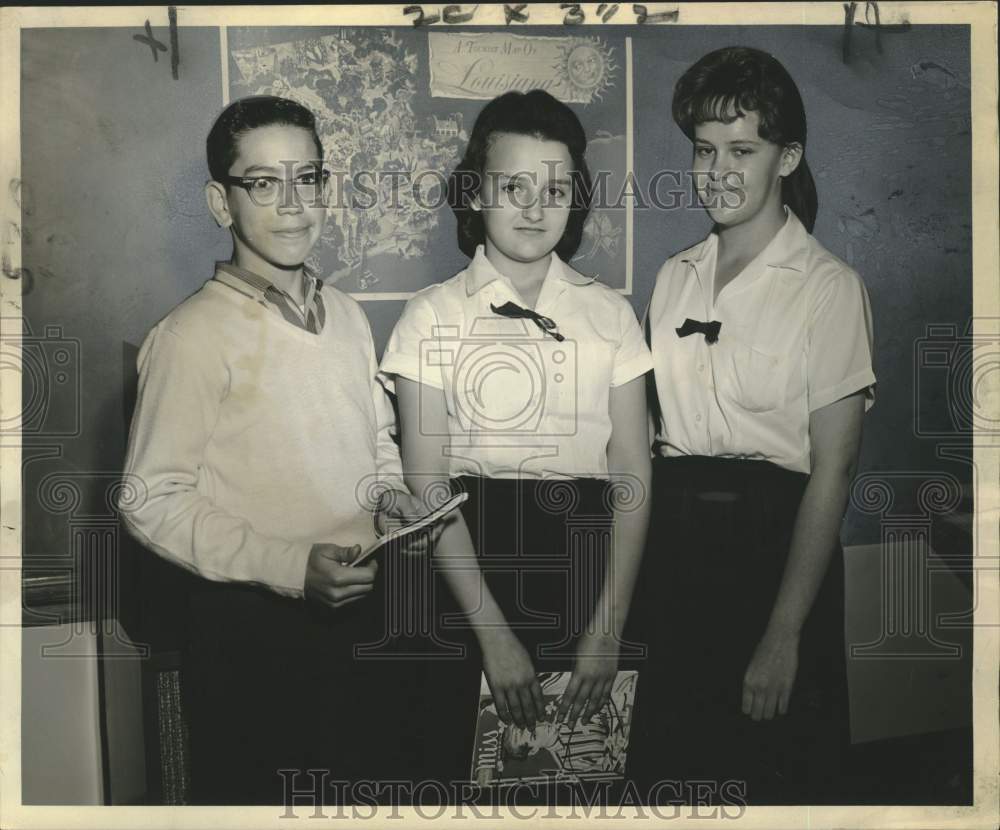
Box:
[415,475,614,796]
[626,455,849,804]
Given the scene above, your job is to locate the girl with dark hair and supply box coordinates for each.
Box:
[447,89,594,262]
[380,89,652,797]
[632,47,876,803]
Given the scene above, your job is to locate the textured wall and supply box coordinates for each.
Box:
[20,24,971,585]
[628,25,973,541]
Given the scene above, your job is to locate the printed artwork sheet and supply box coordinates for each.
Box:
[470,670,638,787]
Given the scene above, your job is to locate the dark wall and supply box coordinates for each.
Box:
[628,25,973,541]
[20,24,971,602]
[20,27,228,627]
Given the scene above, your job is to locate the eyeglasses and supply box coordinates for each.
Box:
[220,170,331,207]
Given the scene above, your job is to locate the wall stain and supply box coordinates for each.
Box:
[839,208,880,241]
[10,178,34,217]
[911,60,962,89]
[1,253,33,295]
[97,116,125,154]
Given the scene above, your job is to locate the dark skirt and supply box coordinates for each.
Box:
[626,455,849,805]
[416,475,614,799]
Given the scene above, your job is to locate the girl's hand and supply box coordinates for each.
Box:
[742,629,800,721]
[557,633,620,726]
[480,628,544,729]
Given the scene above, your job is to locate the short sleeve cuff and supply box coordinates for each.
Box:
[379,351,445,390]
[611,353,654,388]
[809,368,876,413]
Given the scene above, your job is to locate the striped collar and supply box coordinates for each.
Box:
[214,263,326,334]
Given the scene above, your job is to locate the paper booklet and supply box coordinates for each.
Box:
[350,491,468,567]
[469,670,638,788]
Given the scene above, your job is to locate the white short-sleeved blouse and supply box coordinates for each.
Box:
[380,246,653,479]
[647,209,876,474]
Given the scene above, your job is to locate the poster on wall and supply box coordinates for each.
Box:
[2,2,998,827]
[228,27,633,299]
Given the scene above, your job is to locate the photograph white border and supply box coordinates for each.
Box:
[1,3,996,828]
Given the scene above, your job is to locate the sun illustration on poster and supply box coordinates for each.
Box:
[554,38,617,102]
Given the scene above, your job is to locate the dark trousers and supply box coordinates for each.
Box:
[182,551,424,805]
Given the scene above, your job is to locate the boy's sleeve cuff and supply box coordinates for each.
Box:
[268,540,314,600]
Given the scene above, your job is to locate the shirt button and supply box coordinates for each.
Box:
[695,414,702,423]
[697,363,705,372]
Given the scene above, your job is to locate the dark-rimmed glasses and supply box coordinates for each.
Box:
[219,170,331,207]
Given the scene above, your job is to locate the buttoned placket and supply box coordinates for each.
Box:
[533,264,570,325]
[687,257,720,453]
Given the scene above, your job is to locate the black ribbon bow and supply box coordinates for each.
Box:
[675,318,722,344]
[490,301,565,342]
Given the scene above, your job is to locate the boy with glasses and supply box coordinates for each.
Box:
[121,96,429,804]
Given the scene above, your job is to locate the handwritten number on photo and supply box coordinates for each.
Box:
[597,4,620,23]
[404,5,440,26]
[560,4,585,25]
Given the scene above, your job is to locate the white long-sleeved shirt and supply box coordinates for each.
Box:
[120,270,405,598]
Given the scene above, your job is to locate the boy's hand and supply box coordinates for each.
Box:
[304,543,377,609]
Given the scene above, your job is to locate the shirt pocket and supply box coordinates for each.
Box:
[724,341,788,413]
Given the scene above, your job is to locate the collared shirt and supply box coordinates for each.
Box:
[646,209,876,474]
[380,246,652,479]
[214,262,326,334]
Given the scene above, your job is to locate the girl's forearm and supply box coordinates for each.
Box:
[437,512,511,640]
[404,471,510,641]
[764,465,852,639]
[397,378,512,643]
[591,462,652,640]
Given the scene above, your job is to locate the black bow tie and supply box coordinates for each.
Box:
[490,302,565,342]
[675,318,722,344]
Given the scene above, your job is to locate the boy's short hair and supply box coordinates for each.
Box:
[206,96,323,182]
[448,89,593,261]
